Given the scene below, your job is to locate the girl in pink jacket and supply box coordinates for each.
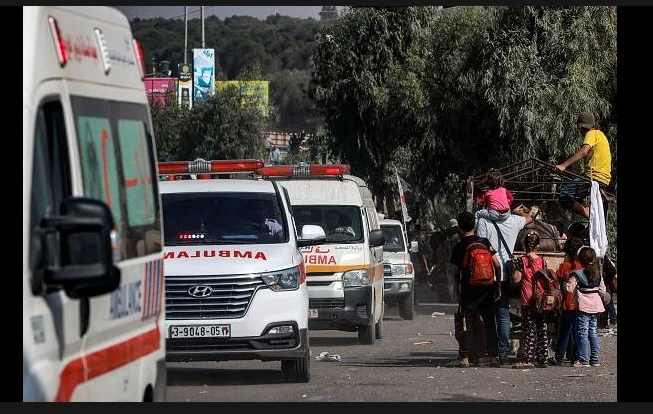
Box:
[474,169,514,222]
[565,246,608,367]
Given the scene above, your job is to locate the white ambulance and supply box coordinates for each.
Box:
[258,164,385,344]
[379,218,417,320]
[158,159,324,383]
[23,7,166,401]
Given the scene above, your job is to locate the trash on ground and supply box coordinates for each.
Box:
[431,311,445,316]
[413,341,432,345]
[315,351,342,362]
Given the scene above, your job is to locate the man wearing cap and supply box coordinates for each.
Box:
[555,111,612,219]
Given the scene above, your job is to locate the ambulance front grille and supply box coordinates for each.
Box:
[165,274,266,319]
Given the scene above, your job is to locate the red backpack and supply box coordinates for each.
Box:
[461,240,496,286]
[532,268,562,314]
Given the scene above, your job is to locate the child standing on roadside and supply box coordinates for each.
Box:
[566,246,607,367]
[512,232,549,368]
[475,168,514,222]
[550,236,584,365]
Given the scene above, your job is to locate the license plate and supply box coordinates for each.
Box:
[308,309,318,318]
[169,324,231,339]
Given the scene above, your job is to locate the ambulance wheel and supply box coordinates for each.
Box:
[281,352,310,383]
[398,290,415,320]
[375,311,384,340]
[358,322,376,344]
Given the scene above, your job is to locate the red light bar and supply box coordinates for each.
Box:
[48,16,68,67]
[158,158,264,175]
[257,164,350,177]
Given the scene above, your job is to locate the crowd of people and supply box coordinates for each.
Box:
[408,111,616,369]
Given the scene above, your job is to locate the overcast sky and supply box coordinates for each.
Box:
[114,6,339,21]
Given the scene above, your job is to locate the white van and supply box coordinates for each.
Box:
[380,219,417,320]
[23,6,166,401]
[258,164,385,344]
[158,159,325,383]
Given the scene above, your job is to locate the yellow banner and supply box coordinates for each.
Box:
[215,80,269,116]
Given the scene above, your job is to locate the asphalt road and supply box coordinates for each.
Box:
[165,286,617,402]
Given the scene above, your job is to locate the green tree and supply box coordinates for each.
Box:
[151,101,188,161]
[417,6,498,199]
[481,6,617,165]
[152,87,268,162]
[310,6,437,201]
[176,87,268,160]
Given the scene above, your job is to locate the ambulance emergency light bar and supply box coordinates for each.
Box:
[257,163,350,177]
[158,158,265,176]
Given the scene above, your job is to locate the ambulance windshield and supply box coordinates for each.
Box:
[162,192,286,245]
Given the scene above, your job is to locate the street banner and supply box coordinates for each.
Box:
[177,63,192,109]
[193,48,215,103]
[396,170,412,224]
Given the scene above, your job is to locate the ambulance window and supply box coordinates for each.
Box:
[116,120,156,227]
[71,96,161,260]
[30,99,72,287]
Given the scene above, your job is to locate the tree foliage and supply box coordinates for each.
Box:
[152,86,268,162]
[310,7,437,198]
[132,14,328,132]
[481,6,617,165]
[310,6,617,249]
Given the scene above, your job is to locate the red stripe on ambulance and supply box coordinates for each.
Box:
[56,326,161,402]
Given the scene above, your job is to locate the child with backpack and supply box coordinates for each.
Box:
[446,211,501,368]
[550,236,584,366]
[566,246,608,367]
[511,232,551,368]
[474,168,514,222]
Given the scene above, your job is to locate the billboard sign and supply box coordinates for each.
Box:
[177,63,192,108]
[193,48,215,103]
[144,77,177,108]
[215,80,269,116]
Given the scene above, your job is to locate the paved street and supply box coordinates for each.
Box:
[166,285,617,402]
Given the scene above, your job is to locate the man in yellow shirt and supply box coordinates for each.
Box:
[555,112,612,219]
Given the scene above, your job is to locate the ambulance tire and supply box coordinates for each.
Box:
[375,310,384,340]
[358,321,376,344]
[398,290,415,320]
[281,352,310,383]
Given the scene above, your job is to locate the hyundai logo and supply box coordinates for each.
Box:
[187,285,213,298]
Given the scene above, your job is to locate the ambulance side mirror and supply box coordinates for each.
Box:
[369,229,385,248]
[297,224,327,247]
[39,197,120,299]
[409,240,419,253]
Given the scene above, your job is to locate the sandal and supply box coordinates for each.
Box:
[445,359,470,368]
[512,361,535,369]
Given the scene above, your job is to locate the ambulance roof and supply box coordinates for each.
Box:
[160,178,277,195]
[380,219,403,227]
[277,177,364,205]
[23,6,143,99]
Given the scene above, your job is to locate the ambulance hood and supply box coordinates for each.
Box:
[382,250,411,265]
[163,243,300,275]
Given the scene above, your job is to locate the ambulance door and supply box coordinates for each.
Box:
[69,95,163,401]
[24,87,87,401]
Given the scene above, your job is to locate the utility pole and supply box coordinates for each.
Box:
[201,6,205,48]
[184,6,188,64]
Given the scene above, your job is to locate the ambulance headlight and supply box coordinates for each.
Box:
[342,269,371,287]
[391,264,413,276]
[261,266,300,291]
